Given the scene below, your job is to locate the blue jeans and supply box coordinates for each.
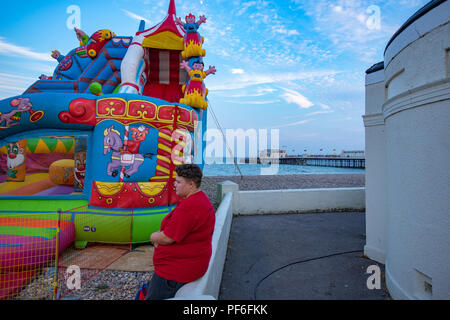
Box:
[145,272,186,300]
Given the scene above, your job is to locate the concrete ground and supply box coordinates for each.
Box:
[219,212,391,300]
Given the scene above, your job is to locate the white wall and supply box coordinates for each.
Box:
[217,182,365,215]
[363,70,387,264]
[236,188,365,215]
[380,5,450,299]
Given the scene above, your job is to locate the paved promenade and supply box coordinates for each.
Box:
[219,212,390,300]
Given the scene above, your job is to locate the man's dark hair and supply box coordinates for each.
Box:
[175,164,203,188]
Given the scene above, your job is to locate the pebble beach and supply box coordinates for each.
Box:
[14,174,365,300]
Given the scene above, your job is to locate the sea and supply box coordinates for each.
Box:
[202,160,365,177]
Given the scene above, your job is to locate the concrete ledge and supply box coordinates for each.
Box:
[236,187,365,215]
[173,192,233,300]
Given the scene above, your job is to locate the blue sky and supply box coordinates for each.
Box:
[0,0,429,155]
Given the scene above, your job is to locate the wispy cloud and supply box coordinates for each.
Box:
[306,110,334,117]
[121,9,151,24]
[293,0,402,62]
[209,70,338,91]
[317,103,331,110]
[279,87,313,109]
[257,88,277,93]
[0,73,36,82]
[236,1,257,16]
[271,25,299,36]
[272,119,312,129]
[224,100,280,105]
[0,72,36,98]
[231,68,244,74]
[0,37,52,62]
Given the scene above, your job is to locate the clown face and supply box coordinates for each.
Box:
[74,151,86,188]
[192,62,204,71]
[7,142,25,170]
[185,14,196,24]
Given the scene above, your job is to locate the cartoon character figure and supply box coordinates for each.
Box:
[74,150,86,189]
[50,49,75,72]
[6,141,26,181]
[75,29,116,58]
[39,74,53,80]
[124,126,149,154]
[0,98,44,128]
[48,28,86,75]
[103,125,145,180]
[74,27,89,46]
[179,60,216,109]
[175,14,206,59]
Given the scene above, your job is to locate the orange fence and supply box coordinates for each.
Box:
[0,212,64,299]
[55,205,133,299]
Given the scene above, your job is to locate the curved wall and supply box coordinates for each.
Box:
[383,1,450,299]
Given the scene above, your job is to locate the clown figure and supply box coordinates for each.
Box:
[179,60,216,109]
[175,13,207,58]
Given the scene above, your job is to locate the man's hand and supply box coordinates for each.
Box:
[150,231,175,247]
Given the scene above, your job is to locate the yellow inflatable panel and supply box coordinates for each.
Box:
[48,159,75,186]
[142,31,184,50]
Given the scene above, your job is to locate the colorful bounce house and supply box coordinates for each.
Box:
[0,0,215,299]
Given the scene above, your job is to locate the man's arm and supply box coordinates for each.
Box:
[150,230,175,247]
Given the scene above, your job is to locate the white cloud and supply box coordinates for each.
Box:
[224,100,280,105]
[209,70,338,91]
[272,119,312,128]
[121,9,151,24]
[231,68,244,74]
[0,72,36,98]
[296,0,401,62]
[305,110,334,117]
[296,133,319,138]
[317,103,331,110]
[271,26,299,36]
[236,1,257,16]
[0,37,53,62]
[279,87,314,109]
[0,73,36,82]
[257,87,277,93]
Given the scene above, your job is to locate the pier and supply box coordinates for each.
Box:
[241,156,365,168]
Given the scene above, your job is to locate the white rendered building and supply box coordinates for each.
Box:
[363,0,449,299]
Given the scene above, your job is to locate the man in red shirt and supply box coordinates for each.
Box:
[145,164,215,300]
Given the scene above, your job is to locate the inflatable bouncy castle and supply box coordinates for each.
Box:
[0,0,215,299]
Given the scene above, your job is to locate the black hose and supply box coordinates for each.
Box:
[253,249,363,300]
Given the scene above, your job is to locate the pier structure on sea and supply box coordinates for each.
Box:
[241,156,365,168]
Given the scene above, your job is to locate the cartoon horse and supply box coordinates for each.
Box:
[103,125,144,178]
